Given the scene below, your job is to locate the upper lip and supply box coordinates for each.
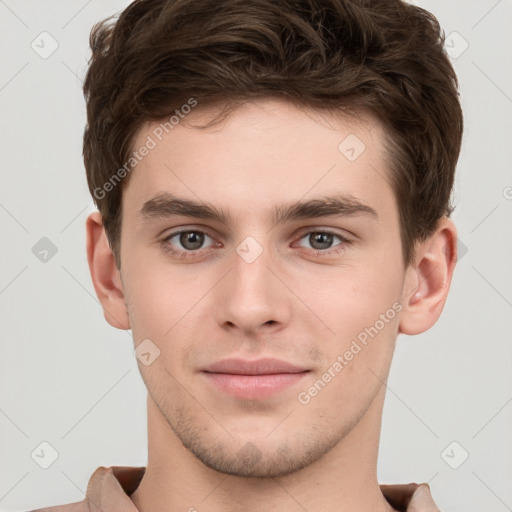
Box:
[203,358,309,375]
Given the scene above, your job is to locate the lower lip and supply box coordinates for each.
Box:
[202,372,309,400]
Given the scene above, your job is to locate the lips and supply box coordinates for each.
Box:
[203,357,308,375]
[202,358,310,400]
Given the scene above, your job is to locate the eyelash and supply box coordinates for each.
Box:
[161,229,351,260]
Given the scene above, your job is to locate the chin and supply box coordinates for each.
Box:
[176,427,343,478]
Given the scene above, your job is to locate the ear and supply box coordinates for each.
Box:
[86,211,130,330]
[398,218,458,335]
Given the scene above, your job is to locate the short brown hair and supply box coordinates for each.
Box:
[83,0,463,269]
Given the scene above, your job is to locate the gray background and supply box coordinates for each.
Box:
[1,1,511,511]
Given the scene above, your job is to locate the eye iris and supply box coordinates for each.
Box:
[310,232,333,250]
[180,231,204,250]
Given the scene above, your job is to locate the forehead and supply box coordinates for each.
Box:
[123,99,396,225]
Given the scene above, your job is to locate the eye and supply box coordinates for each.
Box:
[296,230,350,255]
[162,229,217,257]
[161,228,351,260]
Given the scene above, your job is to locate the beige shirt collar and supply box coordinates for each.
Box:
[32,465,440,512]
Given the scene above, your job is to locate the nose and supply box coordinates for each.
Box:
[214,241,292,336]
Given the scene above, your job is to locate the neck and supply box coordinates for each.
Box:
[130,385,396,512]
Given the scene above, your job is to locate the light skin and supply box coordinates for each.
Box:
[86,99,457,512]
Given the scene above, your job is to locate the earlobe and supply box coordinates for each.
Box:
[86,211,130,330]
[398,218,458,336]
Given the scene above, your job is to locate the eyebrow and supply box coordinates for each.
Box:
[139,192,378,225]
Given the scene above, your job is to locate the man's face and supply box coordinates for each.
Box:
[119,99,408,477]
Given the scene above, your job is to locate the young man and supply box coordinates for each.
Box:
[33,0,462,510]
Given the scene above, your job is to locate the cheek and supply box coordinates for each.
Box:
[295,262,403,336]
[124,266,219,385]
[295,312,398,423]
[123,257,205,337]
[296,264,402,399]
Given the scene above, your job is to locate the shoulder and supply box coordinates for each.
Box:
[28,466,108,512]
[380,482,440,512]
[29,465,145,512]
